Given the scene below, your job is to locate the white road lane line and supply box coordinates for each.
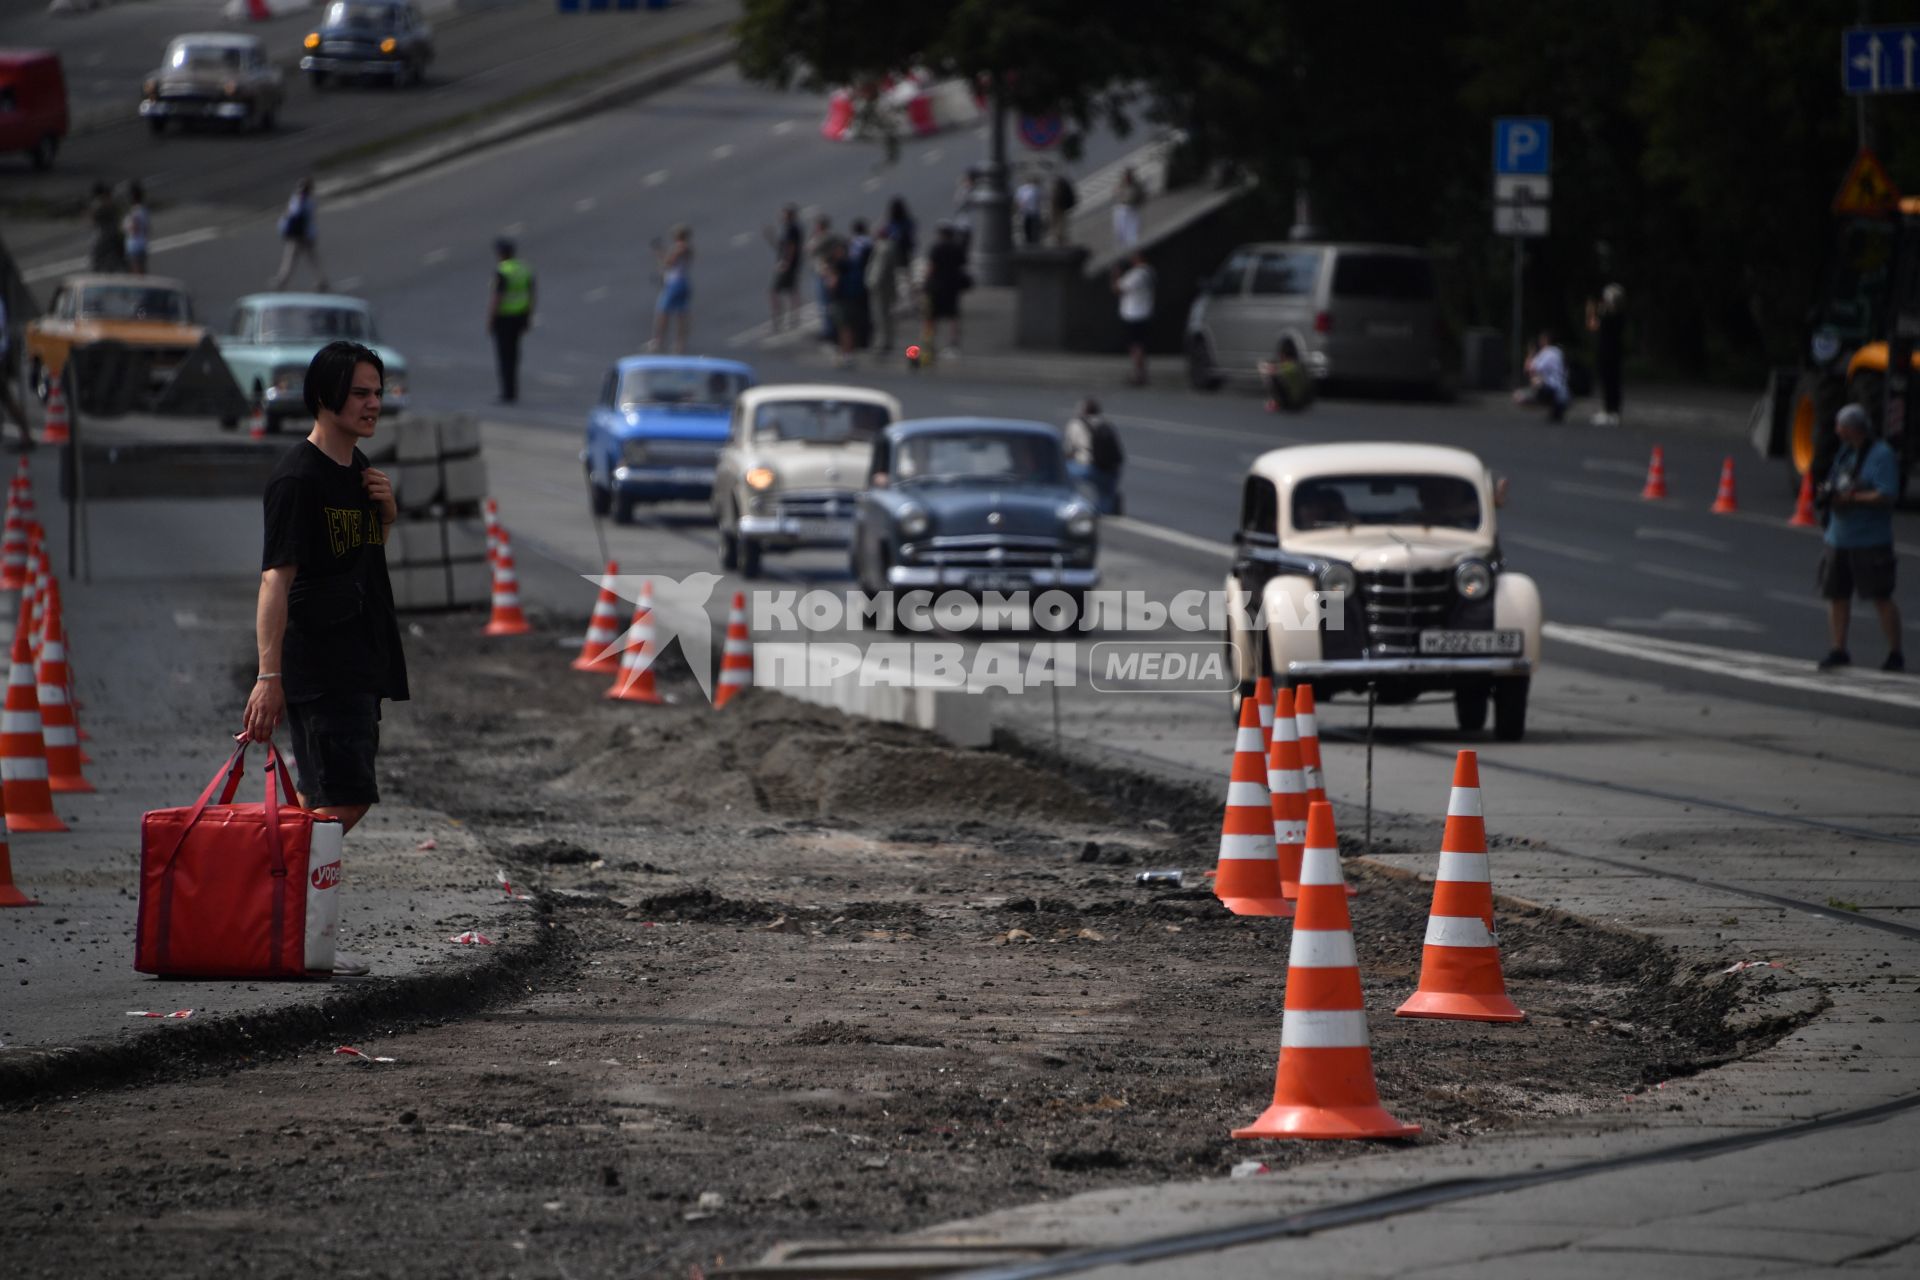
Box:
[1764,590,1826,612]
[24,225,223,283]
[1544,622,1920,711]
[583,285,611,303]
[726,304,822,348]
[923,147,945,164]
[773,120,797,135]
[711,144,735,160]
[1633,561,1739,592]
[575,197,597,214]
[501,221,526,236]
[423,246,451,265]
[644,169,669,187]
[1502,532,1612,564]
[861,175,884,192]
[1550,480,1649,505]
[1635,526,1732,553]
[1103,517,1233,558]
[731,231,754,248]
[335,275,364,291]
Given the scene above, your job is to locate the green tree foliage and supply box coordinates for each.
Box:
[738,0,1920,380]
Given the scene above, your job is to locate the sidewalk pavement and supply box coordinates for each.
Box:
[0,441,536,1100]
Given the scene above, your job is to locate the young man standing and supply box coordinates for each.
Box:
[243,341,410,976]
[1112,250,1154,386]
[1817,403,1905,673]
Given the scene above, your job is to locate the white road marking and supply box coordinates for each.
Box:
[644,169,669,187]
[922,147,945,165]
[583,286,611,303]
[1635,526,1731,553]
[24,226,223,283]
[1600,609,1764,634]
[726,304,823,349]
[575,197,597,214]
[731,231,754,248]
[711,144,735,160]
[1550,480,1651,506]
[861,175,884,192]
[1502,532,1612,564]
[1545,622,1920,711]
[1103,517,1233,559]
[1582,458,1649,478]
[773,120,797,135]
[1130,456,1199,476]
[335,275,364,291]
[1764,590,1826,612]
[1633,561,1739,592]
[423,246,451,265]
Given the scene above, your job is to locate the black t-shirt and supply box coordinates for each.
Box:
[261,441,409,704]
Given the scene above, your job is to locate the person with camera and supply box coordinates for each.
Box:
[1817,403,1905,673]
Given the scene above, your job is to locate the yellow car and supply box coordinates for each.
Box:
[25,273,207,402]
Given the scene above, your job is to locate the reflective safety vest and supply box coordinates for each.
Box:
[496,259,533,317]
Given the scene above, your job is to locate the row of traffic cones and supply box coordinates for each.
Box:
[1640,448,1819,524]
[1209,679,1521,1140]
[480,500,755,710]
[1,456,104,907]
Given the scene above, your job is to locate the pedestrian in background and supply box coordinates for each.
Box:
[86,182,127,273]
[650,224,693,354]
[1112,249,1154,386]
[1064,397,1124,515]
[884,196,916,293]
[487,237,534,404]
[245,340,409,978]
[122,182,151,275]
[865,224,900,357]
[922,222,968,360]
[1586,283,1626,426]
[952,168,978,256]
[1817,403,1905,673]
[844,218,874,349]
[825,240,859,368]
[1511,330,1568,422]
[765,204,801,332]
[1048,167,1078,246]
[270,177,327,291]
[1112,167,1144,250]
[807,214,842,346]
[1015,170,1043,246]
[1259,336,1314,413]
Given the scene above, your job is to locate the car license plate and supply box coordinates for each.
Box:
[1418,629,1522,656]
[796,517,852,539]
[966,571,1023,593]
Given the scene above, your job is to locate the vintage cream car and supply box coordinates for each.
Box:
[1224,442,1541,740]
[713,384,902,577]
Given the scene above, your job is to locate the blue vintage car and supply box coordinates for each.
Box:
[851,417,1100,598]
[216,292,408,431]
[584,355,756,522]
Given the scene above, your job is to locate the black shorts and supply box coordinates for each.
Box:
[284,692,382,808]
[772,267,798,293]
[1124,318,1151,347]
[1819,545,1897,601]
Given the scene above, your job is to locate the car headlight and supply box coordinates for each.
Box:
[621,440,650,466]
[745,466,776,491]
[898,502,930,539]
[1318,561,1357,596]
[1059,500,1096,538]
[304,32,320,49]
[1453,559,1492,601]
[380,37,397,54]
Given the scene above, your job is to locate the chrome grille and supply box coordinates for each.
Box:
[1357,568,1452,655]
[638,441,720,467]
[775,489,857,520]
[910,535,1068,569]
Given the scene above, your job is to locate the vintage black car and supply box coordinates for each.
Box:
[851,417,1100,602]
[300,0,434,88]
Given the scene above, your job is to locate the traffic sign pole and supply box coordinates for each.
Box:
[1493,117,1552,390]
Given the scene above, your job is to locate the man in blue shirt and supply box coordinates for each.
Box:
[1817,404,1904,672]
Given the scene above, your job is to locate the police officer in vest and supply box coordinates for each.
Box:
[488,238,535,404]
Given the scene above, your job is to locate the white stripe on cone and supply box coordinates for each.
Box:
[1234,727,1264,753]
[1425,915,1498,948]
[1297,845,1343,885]
[1225,781,1268,808]
[1436,850,1490,883]
[1218,832,1277,860]
[1,710,41,733]
[1279,1008,1371,1049]
[1,758,49,780]
[1275,821,1306,845]
[1446,788,1484,817]
[1287,929,1358,969]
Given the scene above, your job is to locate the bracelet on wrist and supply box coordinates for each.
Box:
[256,673,282,682]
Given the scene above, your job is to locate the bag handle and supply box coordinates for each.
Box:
[155,737,298,877]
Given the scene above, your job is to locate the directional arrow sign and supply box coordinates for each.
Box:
[1843,25,1920,95]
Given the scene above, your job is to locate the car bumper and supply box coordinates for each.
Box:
[886,565,1101,590]
[1285,656,1531,679]
[300,56,409,75]
[737,514,855,547]
[140,99,250,121]
[614,463,715,500]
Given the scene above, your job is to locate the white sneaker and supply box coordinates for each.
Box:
[332,953,371,977]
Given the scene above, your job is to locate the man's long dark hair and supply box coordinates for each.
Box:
[304,340,384,418]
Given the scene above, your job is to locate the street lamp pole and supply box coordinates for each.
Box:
[969,76,1014,286]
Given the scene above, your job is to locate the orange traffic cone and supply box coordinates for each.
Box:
[1397,751,1524,1023]
[483,498,504,567]
[1639,446,1668,500]
[1268,687,1307,902]
[713,591,753,710]
[1,462,31,590]
[246,398,267,442]
[0,792,34,907]
[1,596,65,833]
[42,376,71,446]
[483,528,532,636]
[1709,456,1739,514]
[605,583,664,705]
[1253,675,1275,753]
[1211,696,1289,917]
[35,580,92,794]
[1233,800,1420,1141]
[1789,472,1820,528]
[571,561,624,672]
[1293,684,1354,896]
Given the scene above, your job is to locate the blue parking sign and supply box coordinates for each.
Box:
[1494,117,1552,176]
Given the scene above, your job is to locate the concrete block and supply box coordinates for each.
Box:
[448,559,491,607]
[754,643,992,747]
[395,417,439,463]
[435,415,481,457]
[391,564,451,611]
[441,517,488,562]
[397,461,440,510]
[441,455,489,506]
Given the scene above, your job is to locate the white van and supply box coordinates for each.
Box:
[1185,242,1444,395]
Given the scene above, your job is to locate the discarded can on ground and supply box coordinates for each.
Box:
[1136,870,1184,887]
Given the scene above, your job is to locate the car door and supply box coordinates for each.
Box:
[1242,247,1321,370]
[1195,249,1254,368]
[589,369,618,478]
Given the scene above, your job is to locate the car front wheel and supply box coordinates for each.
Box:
[1492,677,1529,742]
[587,463,612,517]
[1454,684,1489,732]
[719,523,740,570]
[739,537,763,579]
[1187,337,1221,392]
[613,492,636,525]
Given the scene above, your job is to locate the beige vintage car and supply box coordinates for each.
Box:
[1224,442,1542,740]
[712,384,902,577]
[140,33,284,133]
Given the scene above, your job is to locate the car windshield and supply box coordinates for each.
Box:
[893,432,1063,485]
[169,42,244,71]
[619,367,748,409]
[254,306,371,342]
[753,399,890,444]
[1291,474,1480,531]
[1330,254,1436,301]
[79,285,192,324]
[325,1,397,29]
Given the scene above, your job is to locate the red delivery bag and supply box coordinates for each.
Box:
[135,739,343,979]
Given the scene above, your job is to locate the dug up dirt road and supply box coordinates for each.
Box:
[4,616,1807,1278]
